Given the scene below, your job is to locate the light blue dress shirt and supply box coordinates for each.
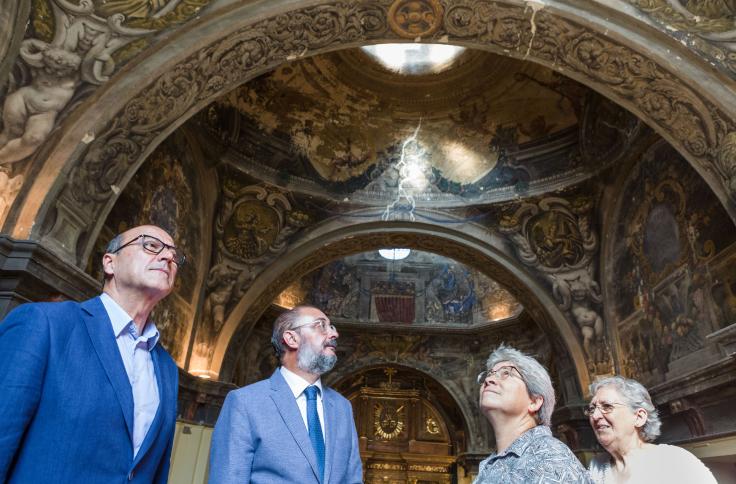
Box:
[100,293,160,457]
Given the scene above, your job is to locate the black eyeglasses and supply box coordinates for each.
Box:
[112,234,186,266]
[477,365,524,385]
[583,402,628,416]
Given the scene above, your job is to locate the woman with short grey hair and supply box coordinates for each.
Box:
[587,376,716,483]
[474,344,591,483]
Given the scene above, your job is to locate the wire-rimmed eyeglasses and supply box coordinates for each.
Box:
[112,234,186,266]
[583,402,628,416]
[476,365,524,385]
[289,318,336,334]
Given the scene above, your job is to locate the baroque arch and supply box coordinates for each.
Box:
[4,0,736,270]
[209,219,591,397]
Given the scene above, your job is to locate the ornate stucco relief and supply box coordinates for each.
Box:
[0,0,212,221]
[627,0,736,77]
[191,181,312,373]
[499,196,613,375]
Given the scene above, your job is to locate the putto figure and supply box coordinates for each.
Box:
[209,305,362,484]
[474,344,592,483]
[0,224,183,483]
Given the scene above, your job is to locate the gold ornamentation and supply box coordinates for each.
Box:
[425,416,440,434]
[368,463,406,471]
[31,0,54,43]
[224,200,280,260]
[374,402,405,440]
[408,464,449,472]
[388,0,443,39]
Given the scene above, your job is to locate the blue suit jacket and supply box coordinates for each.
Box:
[0,297,178,483]
[209,370,362,484]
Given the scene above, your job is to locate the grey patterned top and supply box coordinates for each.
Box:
[474,425,592,484]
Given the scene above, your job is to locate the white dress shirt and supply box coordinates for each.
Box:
[279,366,326,442]
[100,293,160,457]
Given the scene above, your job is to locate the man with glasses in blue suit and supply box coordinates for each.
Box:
[0,224,183,483]
[210,305,362,484]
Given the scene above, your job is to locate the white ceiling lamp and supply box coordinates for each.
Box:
[379,248,411,260]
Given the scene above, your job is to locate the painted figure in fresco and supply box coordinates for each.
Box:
[339,270,361,319]
[475,345,592,483]
[0,225,182,483]
[210,306,362,483]
[587,376,716,484]
[0,44,80,164]
[425,265,475,324]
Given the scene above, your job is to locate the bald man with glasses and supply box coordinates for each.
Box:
[0,224,182,483]
[210,305,362,484]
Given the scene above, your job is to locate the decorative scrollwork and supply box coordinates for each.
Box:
[627,0,736,76]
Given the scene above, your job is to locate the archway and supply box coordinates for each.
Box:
[208,218,590,400]
[6,0,735,268]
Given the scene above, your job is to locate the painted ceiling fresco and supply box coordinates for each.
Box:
[273,249,523,326]
[200,48,607,204]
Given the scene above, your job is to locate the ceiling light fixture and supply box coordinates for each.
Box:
[379,248,411,260]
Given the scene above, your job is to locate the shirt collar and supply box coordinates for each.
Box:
[280,366,323,399]
[490,425,551,462]
[100,293,160,349]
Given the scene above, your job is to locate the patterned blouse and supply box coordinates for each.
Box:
[474,425,593,484]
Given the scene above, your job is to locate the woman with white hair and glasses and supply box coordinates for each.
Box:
[587,376,716,483]
[474,344,591,483]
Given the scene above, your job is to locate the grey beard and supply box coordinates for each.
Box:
[297,342,337,375]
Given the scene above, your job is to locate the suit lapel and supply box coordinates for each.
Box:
[323,391,336,484]
[81,298,135,444]
[269,371,321,482]
[133,347,166,465]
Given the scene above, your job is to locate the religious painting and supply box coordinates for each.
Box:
[612,142,735,319]
[611,142,736,383]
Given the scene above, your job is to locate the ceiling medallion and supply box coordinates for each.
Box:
[388,0,444,39]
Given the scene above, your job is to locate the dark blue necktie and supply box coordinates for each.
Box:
[304,385,325,481]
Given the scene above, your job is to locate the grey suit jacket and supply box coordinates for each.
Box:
[209,369,362,483]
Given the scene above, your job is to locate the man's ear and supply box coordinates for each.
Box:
[102,253,115,277]
[282,330,300,351]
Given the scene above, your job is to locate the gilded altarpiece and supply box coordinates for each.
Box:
[349,378,455,484]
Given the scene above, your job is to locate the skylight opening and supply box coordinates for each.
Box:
[361,44,466,75]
